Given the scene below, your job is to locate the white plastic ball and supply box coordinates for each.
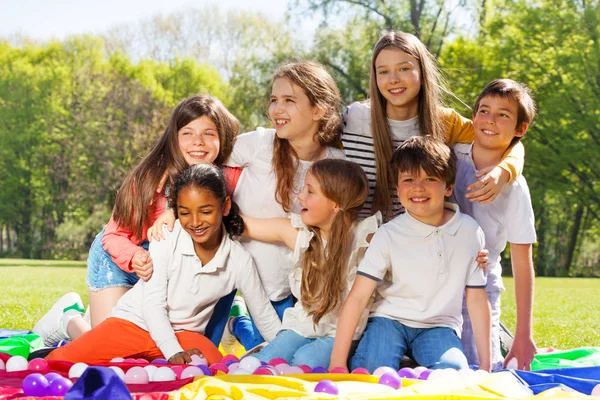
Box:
[506,358,518,369]
[109,366,125,381]
[0,359,5,371]
[143,365,158,381]
[68,362,89,379]
[239,356,262,373]
[286,366,304,374]
[373,366,397,377]
[124,366,150,384]
[152,366,176,382]
[6,356,28,372]
[180,366,204,379]
[110,357,125,363]
[591,384,600,396]
[189,354,207,366]
[229,368,251,375]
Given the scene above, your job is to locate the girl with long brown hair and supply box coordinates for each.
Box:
[242,159,380,369]
[33,95,240,348]
[342,31,525,222]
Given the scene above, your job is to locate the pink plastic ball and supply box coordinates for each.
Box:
[592,384,600,396]
[267,357,288,367]
[171,365,184,379]
[124,366,150,384]
[180,366,204,379]
[314,379,339,395]
[123,358,137,363]
[0,359,5,371]
[22,373,49,397]
[209,363,229,375]
[329,366,349,374]
[46,377,74,396]
[221,354,240,364]
[378,371,402,389]
[298,365,312,373]
[351,367,370,375]
[286,366,304,374]
[27,358,49,372]
[274,364,292,374]
[373,366,396,377]
[136,358,150,364]
[190,354,208,366]
[253,367,275,376]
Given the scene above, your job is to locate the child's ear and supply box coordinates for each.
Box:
[312,105,326,121]
[445,184,454,197]
[223,196,232,217]
[515,122,529,138]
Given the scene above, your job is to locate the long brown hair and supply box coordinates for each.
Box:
[300,159,368,325]
[112,95,239,239]
[369,31,447,220]
[271,61,342,212]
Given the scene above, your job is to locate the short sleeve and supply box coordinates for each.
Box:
[505,178,537,245]
[289,214,314,263]
[356,226,391,282]
[466,227,487,288]
[225,128,270,167]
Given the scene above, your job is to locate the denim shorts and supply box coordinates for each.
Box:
[86,230,148,291]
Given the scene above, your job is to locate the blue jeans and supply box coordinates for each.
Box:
[255,330,334,369]
[86,230,146,290]
[231,295,293,350]
[351,317,468,373]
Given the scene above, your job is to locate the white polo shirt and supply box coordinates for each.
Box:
[225,128,345,301]
[453,143,537,289]
[357,203,486,330]
[112,221,282,360]
[281,212,381,339]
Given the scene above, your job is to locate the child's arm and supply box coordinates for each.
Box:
[148,209,176,242]
[465,287,492,372]
[505,242,536,370]
[242,215,299,251]
[329,275,377,370]
[102,217,153,279]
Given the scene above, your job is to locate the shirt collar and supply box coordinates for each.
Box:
[179,223,230,273]
[403,202,463,237]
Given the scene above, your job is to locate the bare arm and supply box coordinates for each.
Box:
[465,287,492,372]
[329,275,377,370]
[241,215,298,250]
[505,242,536,370]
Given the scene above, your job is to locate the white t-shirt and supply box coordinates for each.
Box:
[225,127,345,301]
[341,101,420,220]
[452,143,537,289]
[357,203,487,330]
[112,221,282,360]
[281,212,381,339]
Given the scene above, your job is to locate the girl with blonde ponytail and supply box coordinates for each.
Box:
[241,159,381,369]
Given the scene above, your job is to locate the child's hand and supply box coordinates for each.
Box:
[504,334,536,371]
[167,348,204,364]
[466,166,509,204]
[131,250,153,281]
[476,249,488,271]
[148,209,176,242]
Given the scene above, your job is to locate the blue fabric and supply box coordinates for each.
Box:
[86,230,147,290]
[0,329,31,338]
[351,316,468,373]
[255,329,335,369]
[512,366,600,395]
[64,366,132,400]
[231,295,293,350]
[205,289,236,346]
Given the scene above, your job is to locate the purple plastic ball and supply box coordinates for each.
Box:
[418,369,432,380]
[310,366,329,374]
[260,361,268,366]
[22,373,49,397]
[152,358,168,364]
[198,365,212,376]
[224,359,238,367]
[397,367,419,379]
[378,372,402,389]
[314,379,339,395]
[44,372,63,384]
[46,377,74,396]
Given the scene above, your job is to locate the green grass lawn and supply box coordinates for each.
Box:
[1,260,599,350]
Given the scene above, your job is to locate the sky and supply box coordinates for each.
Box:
[0,0,294,40]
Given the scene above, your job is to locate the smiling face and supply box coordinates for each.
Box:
[297,172,337,230]
[177,185,230,252]
[374,48,422,120]
[177,116,221,166]
[268,77,322,143]
[397,167,453,226]
[473,95,527,151]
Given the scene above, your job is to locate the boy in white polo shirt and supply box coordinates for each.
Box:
[453,79,537,371]
[330,136,492,373]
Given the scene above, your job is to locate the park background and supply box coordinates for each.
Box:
[0,0,599,347]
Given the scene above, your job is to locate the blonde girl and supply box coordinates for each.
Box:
[342,31,525,221]
[242,159,380,368]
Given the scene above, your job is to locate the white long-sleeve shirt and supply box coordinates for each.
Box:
[112,221,281,360]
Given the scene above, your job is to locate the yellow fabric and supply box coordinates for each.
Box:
[442,107,525,182]
[167,372,592,400]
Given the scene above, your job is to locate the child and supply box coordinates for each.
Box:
[33,94,240,346]
[44,164,281,364]
[150,61,346,351]
[238,159,380,368]
[453,79,537,371]
[341,31,525,221]
[329,136,492,372]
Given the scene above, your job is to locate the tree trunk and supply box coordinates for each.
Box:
[565,204,585,276]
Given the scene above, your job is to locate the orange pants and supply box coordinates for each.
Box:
[46,317,222,365]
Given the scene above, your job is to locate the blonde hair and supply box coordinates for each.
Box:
[300,159,368,325]
[271,61,342,212]
[113,95,239,239]
[369,31,447,220]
